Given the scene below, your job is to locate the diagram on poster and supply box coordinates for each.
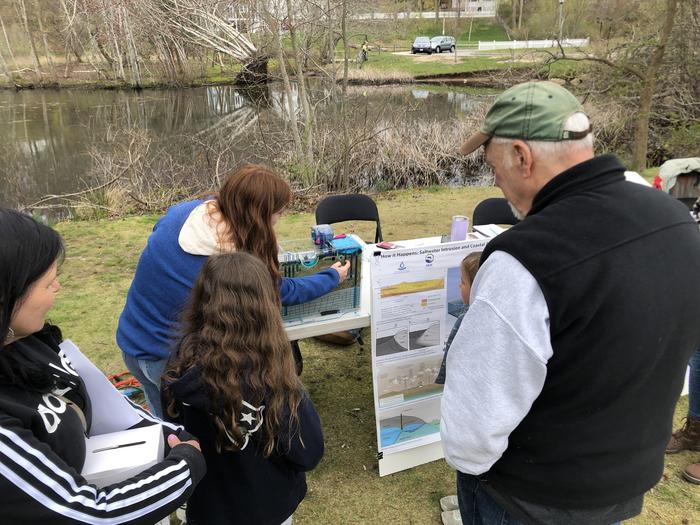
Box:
[375,321,410,356]
[370,237,490,475]
[377,352,444,408]
[379,397,442,451]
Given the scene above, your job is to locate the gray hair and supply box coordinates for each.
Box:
[492,112,594,165]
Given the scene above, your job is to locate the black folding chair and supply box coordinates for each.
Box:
[315,194,383,243]
[472,197,520,226]
[307,194,382,353]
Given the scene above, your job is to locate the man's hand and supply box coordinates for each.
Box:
[168,433,201,452]
[331,260,351,284]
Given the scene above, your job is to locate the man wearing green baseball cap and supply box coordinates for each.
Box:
[440,81,700,525]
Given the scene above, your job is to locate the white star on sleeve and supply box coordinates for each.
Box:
[240,412,255,425]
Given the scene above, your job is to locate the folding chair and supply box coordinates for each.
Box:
[315,194,383,243]
[309,194,382,351]
[472,197,520,226]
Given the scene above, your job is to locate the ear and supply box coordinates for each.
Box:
[511,140,533,178]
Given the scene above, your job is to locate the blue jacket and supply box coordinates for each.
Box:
[162,366,323,525]
[117,200,339,360]
[435,306,468,385]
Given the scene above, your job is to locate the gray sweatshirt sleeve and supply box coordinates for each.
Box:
[440,250,553,475]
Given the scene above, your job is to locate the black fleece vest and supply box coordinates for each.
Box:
[482,155,700,508]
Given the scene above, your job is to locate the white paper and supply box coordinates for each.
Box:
[82,424,164,487]
[473,224,506,237]
[59,340,142,435]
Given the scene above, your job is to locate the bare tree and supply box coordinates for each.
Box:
[0,12,18,75]
[15,0,42,79]
[32,0,57,79]
[631,0,678,170]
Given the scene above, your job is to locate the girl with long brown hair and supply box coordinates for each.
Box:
[162,252,324,525]
[116,164,349,417]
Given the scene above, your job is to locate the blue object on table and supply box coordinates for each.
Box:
[330,236,362,252]
[311,224,334,246]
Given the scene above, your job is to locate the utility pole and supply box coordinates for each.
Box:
[558,0,565,42]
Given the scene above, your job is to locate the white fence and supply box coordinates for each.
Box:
[478,38,589,51]
[352,4,497,21]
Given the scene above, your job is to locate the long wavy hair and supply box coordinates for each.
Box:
[164,252,303,456]
[214,164,292,286]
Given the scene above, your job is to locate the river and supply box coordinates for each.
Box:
[0,83,494,212]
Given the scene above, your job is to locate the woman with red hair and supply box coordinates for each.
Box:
[117,165,349,417]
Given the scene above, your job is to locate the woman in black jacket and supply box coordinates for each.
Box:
[0,209,206,524]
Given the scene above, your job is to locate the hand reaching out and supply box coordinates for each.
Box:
[331,260,351,284]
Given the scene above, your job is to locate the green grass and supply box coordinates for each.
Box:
[52,185,699,524]
[361,52,513,77]
[348,18,508,50]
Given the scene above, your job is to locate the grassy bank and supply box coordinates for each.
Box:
[349,17,508,50]
[51,185,699,524]
[358,52,511,78]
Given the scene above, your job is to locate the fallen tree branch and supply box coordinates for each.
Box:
[21,154,142,210]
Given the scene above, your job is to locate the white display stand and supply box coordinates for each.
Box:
[368,236,491,476]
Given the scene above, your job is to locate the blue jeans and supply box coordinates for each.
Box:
[689,349,700,419]
[122,351,168,419]
[457,472,522,525]
[456,472,621,525]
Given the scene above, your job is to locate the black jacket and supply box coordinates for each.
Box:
[0,325,206,524]
[163,366,324,525]
[482,155,700,507]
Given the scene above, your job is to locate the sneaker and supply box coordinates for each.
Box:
[666,416,700,454]
[683,462,700,485]
[440,495,459,512]
[175,503,187,524]
[441,509,462,525]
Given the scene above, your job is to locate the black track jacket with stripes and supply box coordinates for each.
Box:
[0,325,206,524]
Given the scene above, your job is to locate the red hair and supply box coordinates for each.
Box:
[215,164,292,286]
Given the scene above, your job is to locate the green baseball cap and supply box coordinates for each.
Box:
[459,81,591,155]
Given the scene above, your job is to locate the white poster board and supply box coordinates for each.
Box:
[369,237,490,476]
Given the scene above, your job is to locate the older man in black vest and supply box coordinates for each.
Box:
[440,81,700,525]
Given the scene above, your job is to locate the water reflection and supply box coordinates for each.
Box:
[0,84,493,209]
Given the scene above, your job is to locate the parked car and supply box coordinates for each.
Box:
[411,36,432,54]
[431,36,456,53]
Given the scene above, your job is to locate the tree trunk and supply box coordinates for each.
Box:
[285,0,315,179]
[122,7,142,88]
[33,0,57,80]
[16,0,43,81]
[0,14,18,74]
[89,28,115,67]
[0,45,11,81]
[275,28,304,165]
[518,0,524,30]
[342,0,348,93]
[327,0,334,65]
[631,0,678,170]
